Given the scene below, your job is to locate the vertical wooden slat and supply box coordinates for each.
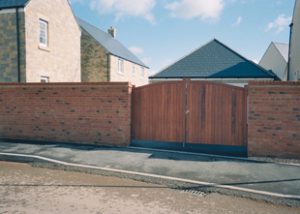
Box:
[186,81,247,146]
[132,80,247,147]
[131,81,185,143]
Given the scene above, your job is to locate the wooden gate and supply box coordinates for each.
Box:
[131,80,247,155]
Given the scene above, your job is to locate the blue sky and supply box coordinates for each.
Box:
[71,0,295,75]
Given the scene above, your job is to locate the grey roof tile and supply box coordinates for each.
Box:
[0,0,29,9]
[77,17,148,68]
[151,39,276,79]
[273,42,289,62]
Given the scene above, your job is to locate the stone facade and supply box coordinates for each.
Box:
[81,29,109,82]
[110,55,149,87]
[0,0,81,83]
[0,10,26,82]
[80,31,149,86]
[25,0,81,82]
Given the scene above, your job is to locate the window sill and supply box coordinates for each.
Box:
[38,45,50,52]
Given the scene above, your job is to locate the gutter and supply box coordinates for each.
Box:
[149,76,276,80]
[109,53,150,69]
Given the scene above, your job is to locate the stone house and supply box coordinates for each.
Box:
[77,18,149,87]
[0,0,81,83]
[150,39,277,87]
[259,42,289,81]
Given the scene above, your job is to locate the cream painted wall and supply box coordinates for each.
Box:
[289,0,300,81]
[109,55,149,87]
[25,0,81,82]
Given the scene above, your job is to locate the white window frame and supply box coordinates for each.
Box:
[118,58,124,74]
[40,76,50,83]
[39,19,48,47]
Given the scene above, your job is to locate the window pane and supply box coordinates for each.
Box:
[118,59,124,74]
[39,19,48,46]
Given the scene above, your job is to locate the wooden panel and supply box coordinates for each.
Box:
[132,81,185,143]
[132,80,247,147]
[187,81,247,146]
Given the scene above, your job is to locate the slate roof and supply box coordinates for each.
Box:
[273,42,289,62]
[151,39,276,80]
[0,0,29,9]
[77,18,148,68]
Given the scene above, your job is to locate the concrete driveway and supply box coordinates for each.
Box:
[0,141,300,206]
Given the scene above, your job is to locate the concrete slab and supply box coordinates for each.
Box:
[0,141,300,206]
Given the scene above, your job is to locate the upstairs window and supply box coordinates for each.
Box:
[39,19,48,47]
[118,58,124,74]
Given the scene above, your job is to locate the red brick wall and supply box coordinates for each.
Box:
[0,83,132,147]
[247,82,300,158]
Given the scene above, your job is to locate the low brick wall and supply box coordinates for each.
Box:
[0,83,132,147]
[247,82,300,158]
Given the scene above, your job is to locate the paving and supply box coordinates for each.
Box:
[0,141,300,206]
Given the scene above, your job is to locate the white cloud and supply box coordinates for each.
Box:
[165,0,224,21]
[89,0,156,24]
[233,16,242,26]
[129,46,144,55]
[265,14,292,33]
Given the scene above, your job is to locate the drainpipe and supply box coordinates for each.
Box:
[15,7,21,82]
[287,23,293,81]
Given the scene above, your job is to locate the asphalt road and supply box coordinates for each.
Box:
[1,161,300,214]
[0,141,300,206]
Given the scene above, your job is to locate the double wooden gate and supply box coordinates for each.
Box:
[132,80,247,152]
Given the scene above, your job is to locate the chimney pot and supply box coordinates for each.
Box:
[108,26,117,38]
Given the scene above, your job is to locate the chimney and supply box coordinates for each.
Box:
[108,26,117,38]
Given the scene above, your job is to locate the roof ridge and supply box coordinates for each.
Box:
[77,17,149,68]
[271,42,289,62]
[76,17,108,36]
[272,41,289,45]
[151,38,217,77]
[214,39,276,78]
[151,39,277,80]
